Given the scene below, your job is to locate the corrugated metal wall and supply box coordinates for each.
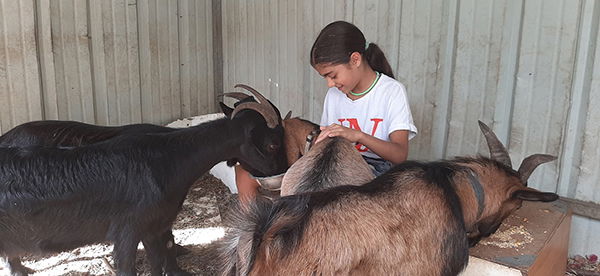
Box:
[219,0,600,255]
[1,0,599,255]
[0,0,43,133]
[1,0,216,128]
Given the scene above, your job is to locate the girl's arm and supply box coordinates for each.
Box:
[316,124,409,164]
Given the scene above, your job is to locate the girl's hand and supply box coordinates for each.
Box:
[315,124,364,144]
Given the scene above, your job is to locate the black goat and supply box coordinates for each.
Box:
[0,85,286,276]
[0,121,193,273]
[0,120,171,148]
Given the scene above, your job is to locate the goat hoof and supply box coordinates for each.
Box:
[10,269,32,276]
[174,244,191,256]
[10,265,34,276]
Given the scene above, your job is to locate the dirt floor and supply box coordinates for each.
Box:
[0,174,234,276]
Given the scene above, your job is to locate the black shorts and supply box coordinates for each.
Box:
[362,155,392,176]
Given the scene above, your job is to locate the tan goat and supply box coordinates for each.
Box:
[280,136,374,196]
[221,121,559,276]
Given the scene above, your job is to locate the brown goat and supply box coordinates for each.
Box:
[220,123,374,275]
[280,136,374,196]
[280,116,321,167]
[221,121,559,276]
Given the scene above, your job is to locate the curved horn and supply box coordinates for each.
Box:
[284,111,292,120]
[231,102,279,128]
[231,84,280,128]
[234,84,269,104]
[478,120,512,168]
[221,92,252,101]
[518,154,556,184]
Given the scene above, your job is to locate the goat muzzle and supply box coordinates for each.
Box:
[252,172,286,191]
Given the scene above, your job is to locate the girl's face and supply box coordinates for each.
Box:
[313,59,361,95]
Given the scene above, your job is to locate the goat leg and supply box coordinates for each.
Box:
[142,236,166,276]
[142,232,191,276]
[112,238,139,276]
[173,243,190,256]
[1,257,33,276]
[161,231,192,276]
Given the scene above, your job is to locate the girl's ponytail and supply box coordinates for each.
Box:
[364,43,395,79]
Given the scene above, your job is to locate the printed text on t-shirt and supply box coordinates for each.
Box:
[337,118,383,152]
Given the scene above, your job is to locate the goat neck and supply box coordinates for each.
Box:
[281,117,320,166]
[451,163,491,230]
[153,116,280,186]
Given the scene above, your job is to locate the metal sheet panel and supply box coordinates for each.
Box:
[0,0,43,131]
[178,0,216,117]
[49,0,95,123]
[221,0,352,120]
[88,0,142,125]
[570,215,600,256]
[510,0,580,192]
[396,0,451,160]
[138,0,181,124]
[1,0,216,132]
[578,15,600,204]
[446,0,512,158]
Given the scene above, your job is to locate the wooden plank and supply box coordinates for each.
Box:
[528,210,571,276]
[559,197,600,221]
[469,201,571,275]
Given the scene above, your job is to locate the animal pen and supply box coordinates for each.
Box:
[1,0,600,275]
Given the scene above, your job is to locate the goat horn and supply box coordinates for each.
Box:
[284,111,292,120]
[231,102,279,128]
[234,84,269,104]
[221,92,251,100]
[232,84,280,128]
[478,120,512,168]
[517,154,556,184]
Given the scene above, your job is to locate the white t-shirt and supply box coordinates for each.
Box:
[320,73,418,159]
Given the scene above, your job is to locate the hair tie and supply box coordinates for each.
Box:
[365,41,370,50]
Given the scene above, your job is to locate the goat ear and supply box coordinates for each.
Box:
[284,111,292,120]
[512,188,559,202]
[220,102,234,118]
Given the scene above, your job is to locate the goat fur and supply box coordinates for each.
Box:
[0,99,285,276]
[221,121,559,276]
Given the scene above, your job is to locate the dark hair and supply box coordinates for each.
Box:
[310,21,395,79]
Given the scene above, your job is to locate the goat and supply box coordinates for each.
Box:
[0,85,286,276]
[280,116,322,167]
[220,135,375,275]
[0,121,197,272]
[220,99,320,169]
[280,136,374,196]
[221,120,559,276]
[0,121,172,149]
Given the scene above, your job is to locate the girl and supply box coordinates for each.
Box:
[235,20,417,203]
[312,21,417,176]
